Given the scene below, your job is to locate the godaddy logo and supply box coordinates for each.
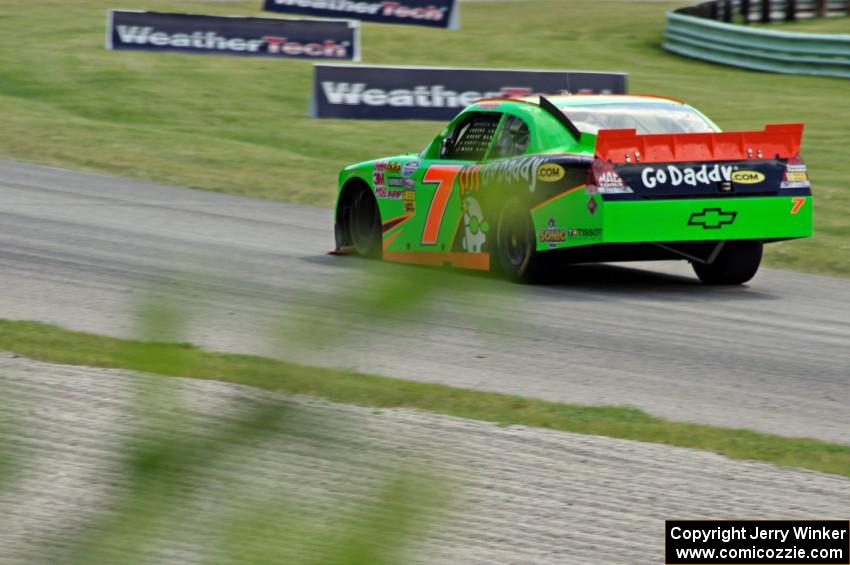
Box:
[641,164,734,189]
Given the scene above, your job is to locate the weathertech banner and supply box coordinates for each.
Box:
[264,0,460,29]
[311,64,628,120]
[107,11,360,61]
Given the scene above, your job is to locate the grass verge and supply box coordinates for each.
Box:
[0,0,848,276]
[2,319,849,478]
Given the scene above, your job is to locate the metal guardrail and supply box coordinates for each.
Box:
[683,0,849,23]
[663,9,850,78]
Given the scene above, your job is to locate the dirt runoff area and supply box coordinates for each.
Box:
[1,353,848,564]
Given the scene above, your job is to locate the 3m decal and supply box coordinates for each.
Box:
[731,170,765,184]
[688,208,737,229]
[373,168,386,192]
[422,164,462,245]
[790,197,806,215]
[537,164,565,183]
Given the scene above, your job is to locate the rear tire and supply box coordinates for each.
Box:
[495,200,541,283]
[692,240,762,285]
[349,187,382,259]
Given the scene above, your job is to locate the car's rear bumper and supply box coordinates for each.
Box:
[602,195,812,243]
[532,194,812,252]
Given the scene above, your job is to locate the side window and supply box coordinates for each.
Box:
[489,116,530,160]
[442,113,501,161]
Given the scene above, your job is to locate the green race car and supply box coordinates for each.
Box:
[332,94,812,284]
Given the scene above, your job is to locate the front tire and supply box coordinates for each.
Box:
[495,200,540,283]
[692,240,762,285]
[349,188,382,259]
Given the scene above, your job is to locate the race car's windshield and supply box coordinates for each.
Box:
[557,102,718,135]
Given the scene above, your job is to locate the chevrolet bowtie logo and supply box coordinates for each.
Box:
[688,208,737,230]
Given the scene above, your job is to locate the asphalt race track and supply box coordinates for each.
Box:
[2,160,849,444]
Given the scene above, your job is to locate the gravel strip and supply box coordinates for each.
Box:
[1,353,848,564]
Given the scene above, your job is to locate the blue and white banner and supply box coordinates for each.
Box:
[264,0,460,29]
[107,10,360,60]
[311,64,628,120]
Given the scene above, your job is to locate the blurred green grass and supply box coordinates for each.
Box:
[61,390,439,565]
[2,318,849,479]
[0,0,848,275]
[1,298,444,564]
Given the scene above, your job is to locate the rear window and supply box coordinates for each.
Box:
[489,116,530,160]
[557,102,718,135]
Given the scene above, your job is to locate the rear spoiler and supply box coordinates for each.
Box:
[595,124,804,164]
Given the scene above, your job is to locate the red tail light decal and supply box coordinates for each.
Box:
[595,124,804,164]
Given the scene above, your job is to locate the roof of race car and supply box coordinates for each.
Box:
[521,94,685,107]
[460,94,709,153]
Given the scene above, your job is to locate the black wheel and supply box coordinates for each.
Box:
[495,200,540,282]
[692,240,762,285]
[349,188,382,258]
